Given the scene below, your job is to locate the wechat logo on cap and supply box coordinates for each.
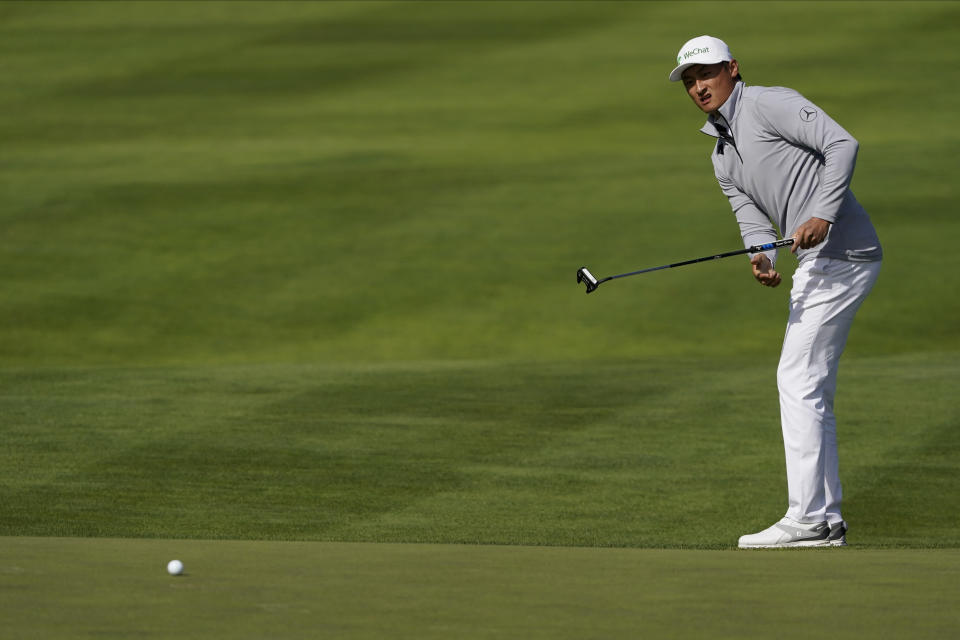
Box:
[682,46,710,61]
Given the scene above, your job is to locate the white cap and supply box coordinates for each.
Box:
[669,35,733,82]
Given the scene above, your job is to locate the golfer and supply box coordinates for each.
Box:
[670,36,882,548]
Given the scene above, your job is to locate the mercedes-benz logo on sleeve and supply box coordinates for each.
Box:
[799,106,818,122]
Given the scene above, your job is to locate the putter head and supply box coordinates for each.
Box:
[576,267,599,294]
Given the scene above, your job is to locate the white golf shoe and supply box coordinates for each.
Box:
[828,522,847,547]
[737,517,831,549]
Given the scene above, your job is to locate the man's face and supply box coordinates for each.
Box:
[681,61,739,114]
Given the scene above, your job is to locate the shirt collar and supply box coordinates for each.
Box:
[699,81,745,138]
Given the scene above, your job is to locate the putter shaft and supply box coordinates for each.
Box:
[577,238,794,294]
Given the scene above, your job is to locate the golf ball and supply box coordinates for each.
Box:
[167,559,184,576]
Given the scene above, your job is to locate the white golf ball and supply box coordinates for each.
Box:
[167,559,184,576]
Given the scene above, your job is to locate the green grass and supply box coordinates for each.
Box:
[3,537,959,639]
[2,353,958,547]
[1,1,959,637]
[2,1,957,367]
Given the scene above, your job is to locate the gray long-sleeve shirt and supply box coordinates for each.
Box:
[702,81,882,266]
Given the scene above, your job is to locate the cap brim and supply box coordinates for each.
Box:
[669,63,694,82]
[668,57,729,82]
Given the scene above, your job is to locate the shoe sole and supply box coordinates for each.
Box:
[738,539,833,549]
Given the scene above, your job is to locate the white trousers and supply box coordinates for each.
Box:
[777,257,881,525]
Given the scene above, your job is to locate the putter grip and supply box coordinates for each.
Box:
[751,239,794,252]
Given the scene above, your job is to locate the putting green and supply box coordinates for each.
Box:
[3,537,958,639]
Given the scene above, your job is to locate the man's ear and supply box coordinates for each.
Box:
[728,59,739,77]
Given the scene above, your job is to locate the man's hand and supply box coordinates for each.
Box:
[751,253,781,287]
[791,217,831,253]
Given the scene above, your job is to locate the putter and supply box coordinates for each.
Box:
[577,238,794,294]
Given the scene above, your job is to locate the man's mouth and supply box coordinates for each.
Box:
[699,92,712,105]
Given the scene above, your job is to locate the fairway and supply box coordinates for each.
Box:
[3,354,959,548]
[2,1,959,638]
[4,537,959,639]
